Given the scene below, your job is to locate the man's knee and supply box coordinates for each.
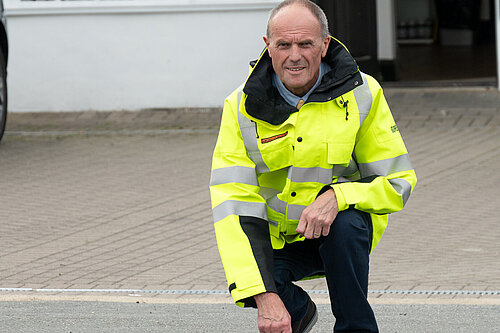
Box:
[273,269,291,291]
[332,209,370,234]
[320,210,372,272]
[323,209,373,253]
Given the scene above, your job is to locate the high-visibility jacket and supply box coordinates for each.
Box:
[210,37,417,307]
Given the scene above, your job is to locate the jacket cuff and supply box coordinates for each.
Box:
[331,184,348,211]
[317,184,348,211]
[232,283,270,308]
[316,184,333,197]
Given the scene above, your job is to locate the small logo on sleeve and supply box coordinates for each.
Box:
[261,131,288,144]
[391,125,399,133]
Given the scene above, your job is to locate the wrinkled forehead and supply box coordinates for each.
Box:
[268,5,322,40]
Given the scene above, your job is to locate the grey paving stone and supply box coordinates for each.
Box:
[0,87,499,302]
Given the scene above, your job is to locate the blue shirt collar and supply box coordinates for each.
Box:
[272,62,331,107]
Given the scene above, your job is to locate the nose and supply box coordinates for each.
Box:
[288,44,301,62]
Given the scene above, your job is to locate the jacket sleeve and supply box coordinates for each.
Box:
[209,89,276,307]
[332,75,417,215]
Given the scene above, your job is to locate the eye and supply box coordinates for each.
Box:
[299,41,312,48]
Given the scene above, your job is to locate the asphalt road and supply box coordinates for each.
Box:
[1,301,499,332]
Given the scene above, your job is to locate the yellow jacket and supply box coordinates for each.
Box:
[210,37,417,307]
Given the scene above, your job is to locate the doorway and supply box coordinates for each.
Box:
[395,0,497,85]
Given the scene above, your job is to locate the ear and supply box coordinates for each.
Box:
[263,35,272,58]
[321,37,330,58]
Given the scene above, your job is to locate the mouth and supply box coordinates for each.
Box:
[286,66,306,73]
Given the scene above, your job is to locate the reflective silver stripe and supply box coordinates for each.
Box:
[237,106,270,174]
[353,72,373,126]
[287,166,334,184]
[336,177,351,183]
[266,195,285,226]
[389,178,412,206]
[212,200,267,223]
[344,159,359,176]
[287,204,307,220]
[210,166,258,187]
[267,195,287,215]
[332,164,347,178]
[332,159,359,178]
[358,154,413,177]
[259,187,281,200]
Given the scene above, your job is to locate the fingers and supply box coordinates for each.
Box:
[298,210,324,239]
[297,213,315,239]
[306,217,322,239]
[321,223,331,236]
[312,219,323,238]
[301,204,333,239]
[255,292,292,333]
[296,216,307,235]
[297,190,339,239]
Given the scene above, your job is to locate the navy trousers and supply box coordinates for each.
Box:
[273,209,379,333]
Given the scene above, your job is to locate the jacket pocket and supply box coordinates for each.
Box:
[327,141,354,166]
[260,144,294,172]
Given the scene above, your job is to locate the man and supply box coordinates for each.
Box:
[210,1,417,332]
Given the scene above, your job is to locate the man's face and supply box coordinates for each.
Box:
[264,5,330,97]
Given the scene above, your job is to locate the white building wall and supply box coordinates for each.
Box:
[4,0,499,113]
[4,0,279,112]
[376,0,396,61]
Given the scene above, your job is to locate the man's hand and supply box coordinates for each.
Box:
[296,188,338,239]
[254,292,292,333]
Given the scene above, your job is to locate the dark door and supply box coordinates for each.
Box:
[315,0,381,79]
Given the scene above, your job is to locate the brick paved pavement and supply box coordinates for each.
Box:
[0,87,499,303]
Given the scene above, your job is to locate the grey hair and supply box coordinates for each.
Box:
[266,0,330,39]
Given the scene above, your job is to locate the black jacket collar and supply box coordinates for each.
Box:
[243,37,362,125]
